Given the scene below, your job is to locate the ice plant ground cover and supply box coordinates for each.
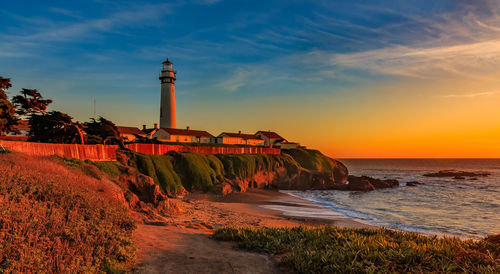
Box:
[214,226,500,273]
[0,153,136,272]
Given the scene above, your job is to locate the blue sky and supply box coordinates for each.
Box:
[1,0,500,157]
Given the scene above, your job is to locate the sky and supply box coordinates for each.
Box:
[1,0,500,158]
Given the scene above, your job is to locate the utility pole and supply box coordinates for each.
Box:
[93,99,96,120]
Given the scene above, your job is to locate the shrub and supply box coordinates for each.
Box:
[0,153,136,272]
[128,152,183,194]
[89,161,122,178]
[282,149,337,172]
[214,226,500,273]
[173,152,224,192]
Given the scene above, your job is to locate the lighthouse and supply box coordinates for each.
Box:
[159,58,176,129]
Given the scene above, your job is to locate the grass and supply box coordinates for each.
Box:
[217,154,273,179]
[123,151,310,193]
[214,226,500,273]
[173,152,224,192]
[90,161,122,178]
[129,152,184,194]
[0,153,136,273]
[282,149,337,172]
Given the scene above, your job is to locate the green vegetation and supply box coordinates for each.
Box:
[0,153,136,272]
[56,148,341,195]
[121,150,330,193]
[214,226,500,273]
[91,161,122,178]
[218,154,273,178]
[128,152,183,194]
[173,153,224,191]
[282,148,337,172]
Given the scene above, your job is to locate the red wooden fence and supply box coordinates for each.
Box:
[0,140,280,161]
[0,140,118,161]
[125,143,281,155]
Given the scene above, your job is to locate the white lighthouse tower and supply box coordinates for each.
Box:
[159,58,176,129]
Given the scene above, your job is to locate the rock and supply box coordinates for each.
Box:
[406,181,423,187]
[212,180,233,195]
[345,176,375,191]
[332,160,349,184]
[423,170,490,177]
[118,165,170,206]
[453,176,465,180]
[345,175,399,191]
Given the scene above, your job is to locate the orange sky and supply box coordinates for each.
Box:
[177,74,500,158]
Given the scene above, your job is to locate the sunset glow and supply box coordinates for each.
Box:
[2,0,500,158]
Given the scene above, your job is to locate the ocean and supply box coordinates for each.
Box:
[283,159,500,239]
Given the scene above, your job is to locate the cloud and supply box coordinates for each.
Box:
[442,91,498,98]
[326,39,500,79]
[217,68,253,92]
[1,3,172,44]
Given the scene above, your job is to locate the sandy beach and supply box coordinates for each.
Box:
[132,189,370,273]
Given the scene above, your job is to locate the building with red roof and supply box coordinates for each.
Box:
[255,130,286,147]
[116,126,146,142]
[152,126,214,143]
[217,131,264,146]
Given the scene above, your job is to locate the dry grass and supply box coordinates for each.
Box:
[0,153,136,272]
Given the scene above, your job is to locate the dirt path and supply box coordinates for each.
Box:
[131,190,368,273]
[132,224,279,274]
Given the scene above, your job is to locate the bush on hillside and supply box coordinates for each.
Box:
[172,152,224,192]
[217,154,273,179]
[0,153,136,272]
[282,148,337,172]
[128,152,183,194]
[214,226,500,273]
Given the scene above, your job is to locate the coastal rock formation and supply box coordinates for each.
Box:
[423,170,490,178]
[342,175,399,191]
[117,164,184,214]
[117,148,352,196]
[406,181,423,187]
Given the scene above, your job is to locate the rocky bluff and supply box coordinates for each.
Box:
[115,148,399,196]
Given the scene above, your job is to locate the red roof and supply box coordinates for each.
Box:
[218,132,262,140]
[162,128,214,138]
[116,126,146,136]
[256,131,283,140]
[142,128,158,134]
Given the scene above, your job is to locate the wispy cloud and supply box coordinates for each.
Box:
[327,39,500,79]
[0,2,173,56]
[443,91,498,98]
[217,68,254,92]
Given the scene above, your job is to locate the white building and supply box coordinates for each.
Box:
[217,131,264,146]
[116,126,146,142]
[152,127,214,143]
[255,131,286,147]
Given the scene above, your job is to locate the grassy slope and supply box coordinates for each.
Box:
[0,153,136,273]
[214,226,500,273]
[121,149,339,194]
[282,148,338,173]
[124,151,312,193]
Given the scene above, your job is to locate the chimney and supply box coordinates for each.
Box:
[142,124,146,130]
[186,126,190,131]
[154,123,158,129]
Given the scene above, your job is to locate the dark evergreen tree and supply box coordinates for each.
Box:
[12,88,52,116]
[83,117,123,146]
[29,111,85,144]
[0,77,19,135]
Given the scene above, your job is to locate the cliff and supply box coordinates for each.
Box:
[116,148,349,195]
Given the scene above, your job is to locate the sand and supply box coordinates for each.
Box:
[132,189,371,273]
